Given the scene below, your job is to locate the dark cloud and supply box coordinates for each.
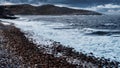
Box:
[5,0,120,5]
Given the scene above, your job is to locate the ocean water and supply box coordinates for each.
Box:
[1,15,120,62]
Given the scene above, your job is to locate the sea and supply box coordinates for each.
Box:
[1,14,120,62]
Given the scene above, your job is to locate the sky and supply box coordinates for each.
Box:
[0,0,120,14]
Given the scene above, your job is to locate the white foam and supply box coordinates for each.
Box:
[1,16,120,62]
[82,28,120,33]
[1,22,11,25]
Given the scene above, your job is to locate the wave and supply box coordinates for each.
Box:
[1,15,120,62]
[83,28,120,36]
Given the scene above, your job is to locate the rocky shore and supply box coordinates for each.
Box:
[0,21,119,68]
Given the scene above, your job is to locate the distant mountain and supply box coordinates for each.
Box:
[0,4,102,15]
[2,0,120,6]
[1,0,120,14]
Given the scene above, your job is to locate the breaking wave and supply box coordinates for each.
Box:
[83,28,120,36]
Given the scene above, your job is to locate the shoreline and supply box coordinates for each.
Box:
[0,22,119,67]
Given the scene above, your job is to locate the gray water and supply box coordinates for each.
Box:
[28,15,120,36]
[1,15,120,61]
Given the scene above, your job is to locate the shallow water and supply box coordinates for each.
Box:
[1,15,120,62]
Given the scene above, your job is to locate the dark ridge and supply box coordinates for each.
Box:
[0,4,102,15]
[0,6,17,19]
